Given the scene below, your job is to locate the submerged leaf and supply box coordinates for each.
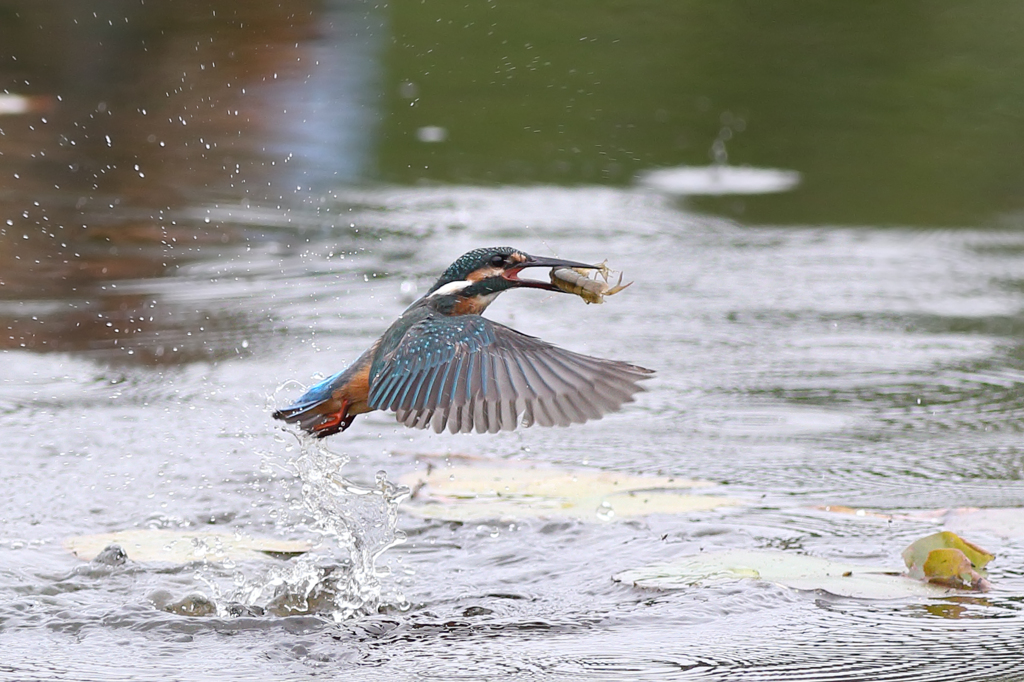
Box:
[64,529,313,564]
[399,464,741,522]
[614,549,950,599]
[813,505,892,520]
[938,507,1024,541]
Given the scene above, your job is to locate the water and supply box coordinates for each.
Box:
[4,187,1024,679]
[4,2,1024,680]
[233,438,409,620]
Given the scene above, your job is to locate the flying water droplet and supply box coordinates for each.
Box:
[229,438,409,621]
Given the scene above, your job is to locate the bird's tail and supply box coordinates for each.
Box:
[272,371,353,437]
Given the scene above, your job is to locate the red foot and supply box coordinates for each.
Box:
[312,400,355,437]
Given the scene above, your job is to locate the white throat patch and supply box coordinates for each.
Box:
[428,280,473,298]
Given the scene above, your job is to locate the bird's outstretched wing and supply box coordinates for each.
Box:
[367,315,653,434]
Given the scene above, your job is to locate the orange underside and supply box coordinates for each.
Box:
[452,296,488,315]
[311,362,373,433]
[341,361,372,415]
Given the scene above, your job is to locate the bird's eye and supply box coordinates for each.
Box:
[490,254,506,266]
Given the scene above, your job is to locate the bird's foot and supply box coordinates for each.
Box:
[311,401,355,438]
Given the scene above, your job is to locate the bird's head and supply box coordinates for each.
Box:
[425,246,597,314]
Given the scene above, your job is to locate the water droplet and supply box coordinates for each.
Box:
[416,126,447,143]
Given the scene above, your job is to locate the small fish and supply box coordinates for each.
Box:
[549,260,632,304]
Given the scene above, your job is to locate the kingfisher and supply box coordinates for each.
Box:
[273,247,654,437]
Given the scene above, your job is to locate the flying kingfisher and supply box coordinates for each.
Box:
[273,247,654,437]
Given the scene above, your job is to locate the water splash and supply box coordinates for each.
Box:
[232,435,409,621]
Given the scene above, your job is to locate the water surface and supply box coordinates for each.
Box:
[2,2,1024,680]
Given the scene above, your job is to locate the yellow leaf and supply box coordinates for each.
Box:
[901,531,994,578]
[922,548,972,580]
[921,548,989,592]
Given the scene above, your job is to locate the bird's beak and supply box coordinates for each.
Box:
[502,254,599,291]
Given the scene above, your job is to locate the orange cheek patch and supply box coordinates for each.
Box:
[467,266,502,282]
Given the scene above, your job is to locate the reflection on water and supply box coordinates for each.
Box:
[6,0,1024,357]
[380,0,1024,225]
[0,0,379,360]
[3,2,1024,681]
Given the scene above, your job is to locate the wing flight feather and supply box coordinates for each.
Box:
[368,315,652,433]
